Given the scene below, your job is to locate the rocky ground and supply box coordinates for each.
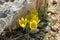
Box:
[43,0,60,40]
[0,0,60,40]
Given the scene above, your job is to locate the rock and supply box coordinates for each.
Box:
[0,13,7,18]
[52,0,57,5]
[0,0,26,34]
[56,34,60,40]
[51,25,58,31]
[48,6,56,13]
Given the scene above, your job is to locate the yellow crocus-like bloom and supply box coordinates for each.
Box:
[19,17,27,29]
[26,10,39,21]
[30,9,38,16]
[18,9,40,30]
[31,16,40,24]
[30,20,38,30]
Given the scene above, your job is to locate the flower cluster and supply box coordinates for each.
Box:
[18,9,40,30]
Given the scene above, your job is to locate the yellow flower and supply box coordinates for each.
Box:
[30,9,38,16]
[25,9,38,21]
[18,17,28,29]
[31,16,40,24]
[30,20,38,30]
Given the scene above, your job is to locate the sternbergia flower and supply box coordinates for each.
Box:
[18,9,40,30]
[19,17,28,29]
[29,20,38,30]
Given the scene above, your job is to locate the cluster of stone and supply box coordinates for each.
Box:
[0,0,31,34]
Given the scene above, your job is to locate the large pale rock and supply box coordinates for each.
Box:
[0,0,26,34]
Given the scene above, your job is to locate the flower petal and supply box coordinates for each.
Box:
[30,20,38,30]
